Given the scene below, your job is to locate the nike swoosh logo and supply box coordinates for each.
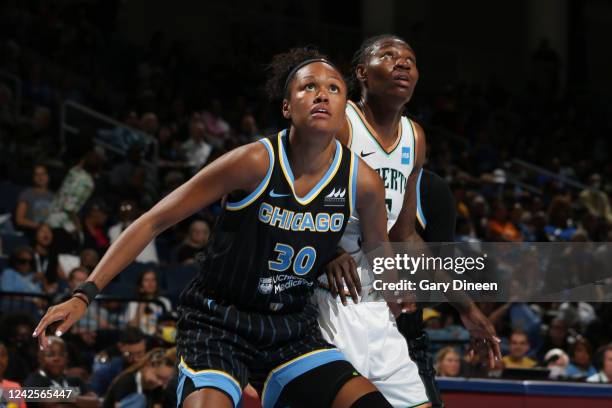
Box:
[360,151,375,157]
[269,189,291,198]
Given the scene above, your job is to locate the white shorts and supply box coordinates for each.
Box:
[314,288,429,408]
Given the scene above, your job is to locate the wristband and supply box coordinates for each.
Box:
[72,293,90,307]
[72,281,100,304]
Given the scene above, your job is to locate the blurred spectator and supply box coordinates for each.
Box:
[238,113,261,144]
[14,164,54,234]
[579,174,612,224]
[423,308,469,350]
[538,318,570,361]
[566,338,597,379]
[23,336,96,406]
[140,112,159,136]
[502,330,536,369]
[543,348,570,379]
[587,344,612,383]
[125,269,172,336]
[103,348,175,408]
[202,99,230,148]
[510,202,533,241]
[32,223,64,289]
[151,312,178,348]
[109,145,158,209]
[544,196,577,241]
[0,313,38,384]
[46,149,104,253]
[0,340,26,408]
[558,302,597,331]
[80,248,100,271]
[455,216,481,245]
[182,116,212,172]
[80,201,110,256]
[156,124,186,169]
[108,200,159,263]
[488,201,522,241]
[1,246,44,294]
[90,327,147,396]
[435,347,461,377]
[173,220,210,264]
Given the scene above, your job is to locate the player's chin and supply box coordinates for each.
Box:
[387,85,414,100]
[306,117,342,134]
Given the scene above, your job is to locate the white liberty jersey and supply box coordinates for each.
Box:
[340,100,416,255]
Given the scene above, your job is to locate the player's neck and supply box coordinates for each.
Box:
[286,127,336,177]
[359,95,404,141]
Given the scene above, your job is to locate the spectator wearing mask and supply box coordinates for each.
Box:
[0,341,26,408]
[588,344,612,383]
[125,269,172,336]
[108,200,159,263]
[434,347,461,377]
[46,150,104,253]
[173,220,210,264]
[566,338,597,379]
[90,327,147,396]
[15,164,54,235]
[103,348,175,408]
[502,330,536,369]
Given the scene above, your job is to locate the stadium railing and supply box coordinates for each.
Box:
[0,291,170,334]
[60,100,158,162]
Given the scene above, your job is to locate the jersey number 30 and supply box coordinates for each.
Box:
[268,243,317,276]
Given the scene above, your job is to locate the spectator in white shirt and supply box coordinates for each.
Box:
[108,200,158,263]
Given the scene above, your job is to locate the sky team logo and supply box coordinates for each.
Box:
[401,147,411,165]
[324,187,346,207]
[258,277,273,294]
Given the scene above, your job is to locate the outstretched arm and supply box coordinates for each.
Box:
[33,141,270,348]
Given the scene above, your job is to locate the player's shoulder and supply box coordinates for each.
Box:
[356,156,384,195]
[404,116,425,139]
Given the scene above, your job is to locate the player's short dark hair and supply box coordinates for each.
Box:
[350,34,412,92]
[119,327,146,344]
[265,46,342,101]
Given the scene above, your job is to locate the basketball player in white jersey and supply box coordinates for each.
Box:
[315,35,501,408]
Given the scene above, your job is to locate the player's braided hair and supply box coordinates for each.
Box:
[350,34,411,93]
[265,46,343,101]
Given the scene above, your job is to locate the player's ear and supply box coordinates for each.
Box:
[282,99,291,119]
[355,64,367,84]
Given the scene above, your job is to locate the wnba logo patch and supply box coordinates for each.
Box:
[401,147,411,165]
[324,188,346,207]
[258,277,273,294]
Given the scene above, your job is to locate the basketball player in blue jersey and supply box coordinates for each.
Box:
[315,35,502,407]
[34,48,398,408]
